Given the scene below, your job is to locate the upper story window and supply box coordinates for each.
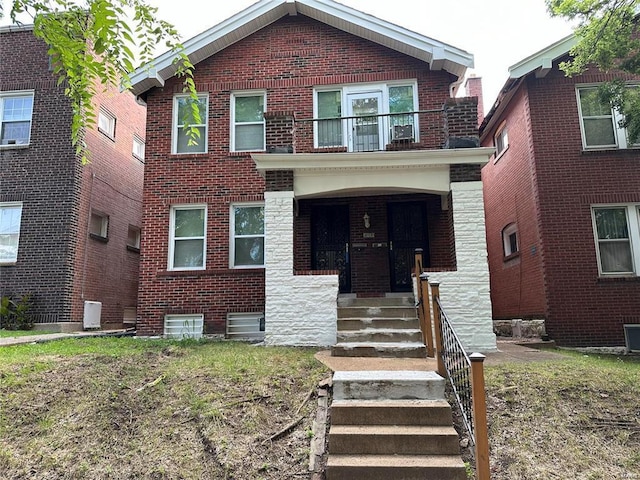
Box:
[313,81,418,152]
[132,135,145,161]
[230,203,264,268]
[502,223,519,258]
[592,205,640,276]
[127,225,141,251]
[98,109,116,139]
[494,122,509,158]
[0,202,23,264]
[173,94,208,154]
[89,211,109,241]
[231,92,265,152]
[169,205,206,270]
[0,92,34,147]
[577,85,639,150]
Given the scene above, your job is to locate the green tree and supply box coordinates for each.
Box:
[547,0,640,142]
[1,0,200,162]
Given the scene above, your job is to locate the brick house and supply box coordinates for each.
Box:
[130,0,496,351]
[481,34,640,347]
[0,25,145,330]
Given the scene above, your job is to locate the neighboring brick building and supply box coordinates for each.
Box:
[0,25,145,330]
[481,35,640,347]
[130,0,496,351]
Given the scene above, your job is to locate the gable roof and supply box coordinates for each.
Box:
[129,0,474,97]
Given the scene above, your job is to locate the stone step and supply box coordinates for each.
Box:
[328,425,461,455]
[331,342,427,358]
[337,317,420,331]
[337,296,414,308]
[332,370,445,401]
[330,399,453,426]
[336,328,423,343]
[326,454,466,480]
[337,305,417,319]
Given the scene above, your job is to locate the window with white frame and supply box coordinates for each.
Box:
[132,136,145,161]
[494,123,509,158]
[127,225,141,250]
[231,203,264,268]
[173,94,208,154]
[592,205,640,275]
[0,203,23,264]
[98,109,116,139]
[502,223,519,257]
[169,205,206,270]
[1,92,34,146]
[577,85,640,149]
[89,211,109,240]
[231,92,265,152]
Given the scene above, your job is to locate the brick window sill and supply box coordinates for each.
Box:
[503,252,520,263]
[89,233,109,243]
[597,275,640,283]
[157,268,265,278]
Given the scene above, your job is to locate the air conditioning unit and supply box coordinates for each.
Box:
[391,124,413,141]
[83,301,102,329]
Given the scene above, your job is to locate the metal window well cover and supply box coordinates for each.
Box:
[164,315,203,339]
[624,325,640,352]
[226,312,265,341]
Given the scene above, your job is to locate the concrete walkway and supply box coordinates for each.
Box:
[0,329,132,347]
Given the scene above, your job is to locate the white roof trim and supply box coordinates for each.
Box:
[130,0,473,96]
[0,24,34,34]
[508,34,577,79]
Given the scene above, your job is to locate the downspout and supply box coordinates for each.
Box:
[80,171,95,300]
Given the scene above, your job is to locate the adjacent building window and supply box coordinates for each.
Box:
[127,225,141,251]
[89,211,109,240]
[494,123,509,158]
[1,92,34,146]
[169,205,206,270]
[592,205,640,275]
[577,85,639,149]
[231,203,264,268]
[132,136,145,161]
[231,92,265,152]
[502,223,519,257]
[0,203,23,264]
[98,109,116,139]
[173,94,208,154]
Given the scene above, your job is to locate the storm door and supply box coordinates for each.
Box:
[311,205,351,293]
[347,92,384,152]
[388,202,429,292]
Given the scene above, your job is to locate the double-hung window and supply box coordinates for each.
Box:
[98,109,116,139]
[231,92,265,152]
[502,223,519,258]
[0,203,23,264]
[173,94,208,154]
[494,123,509,158]
[592,205,640,275]
[1,92,34,146]
[230,204,264,268]
[169,205,206,270]
[577,85,639,149]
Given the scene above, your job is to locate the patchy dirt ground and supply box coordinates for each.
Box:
[0,339,330,480]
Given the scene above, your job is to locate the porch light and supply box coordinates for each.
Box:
[363,212,370,229]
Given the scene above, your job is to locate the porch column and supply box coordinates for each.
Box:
[263,191,338,346]
[428,181,497,352]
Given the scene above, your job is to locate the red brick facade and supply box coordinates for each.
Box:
[481,59,640,346]
[0,27,145,328]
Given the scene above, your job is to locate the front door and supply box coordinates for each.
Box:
[388,202,429,292]
[347,91,384,152]
[311,205,351,293]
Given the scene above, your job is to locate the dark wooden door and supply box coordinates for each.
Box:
[388,202,429,292]
[311,205,351,293]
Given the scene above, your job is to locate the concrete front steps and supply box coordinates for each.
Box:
[332,295,426,358]
[326,371,466,480]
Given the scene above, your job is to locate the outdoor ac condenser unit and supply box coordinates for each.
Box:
[391,124,413,141]
[83,301,102,329]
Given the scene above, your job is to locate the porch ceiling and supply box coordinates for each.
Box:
[252,147,493,198]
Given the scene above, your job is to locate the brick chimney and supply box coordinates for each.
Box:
[464,75,484,126]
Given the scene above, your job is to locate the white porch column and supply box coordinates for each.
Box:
[263,191,338,346]
[428,181,497,352]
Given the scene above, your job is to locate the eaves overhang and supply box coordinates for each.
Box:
[130,0,474,97]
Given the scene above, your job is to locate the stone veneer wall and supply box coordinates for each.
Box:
[263,191,339,346]
[427,181,496,352]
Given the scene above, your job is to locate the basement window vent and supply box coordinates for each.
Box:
[226,312,265,341]
[164,314,204,339]
[624,324,640,352]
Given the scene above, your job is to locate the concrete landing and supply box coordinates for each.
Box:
[315,350,436,371]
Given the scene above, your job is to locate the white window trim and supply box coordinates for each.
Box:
[0,201,23,265]
[502,222,519,257]
[89,211,109,239]
[591,204,640,276]
[98,108,116,139]
[229,202,265,269]
[576,84,640,150]
[312,80,419,149]
[127,225,141,250]
[132,135,145,161]
[168,204,207,271]
[230,91,266,153]
[0,90,35,148]
[172,93,209,154]
[494,122,509,160]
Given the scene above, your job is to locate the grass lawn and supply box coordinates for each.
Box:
[0,338,329,479]
[0,329,55,338]
[485,350,640,479]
